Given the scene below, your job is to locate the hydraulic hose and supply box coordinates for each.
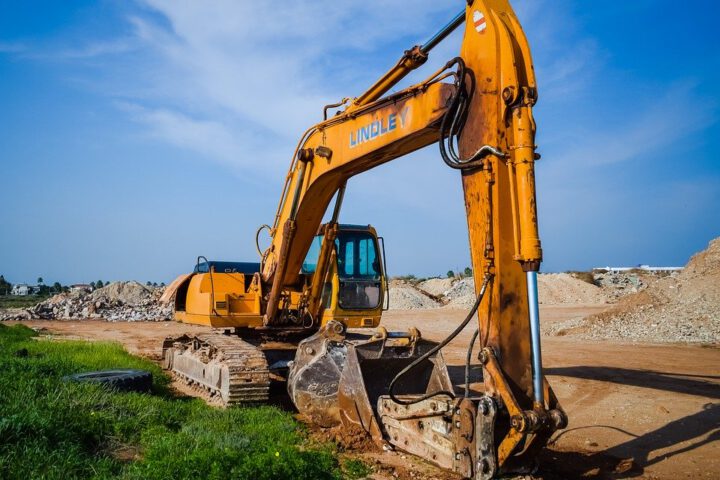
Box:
[464,328,479,398]
[438,57,506,169]
[388,273,492,406]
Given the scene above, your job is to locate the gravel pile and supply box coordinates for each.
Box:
[443,278,477,309]
[388,280,441,310]
[593,271,645,300]
[416,278,455,297]
[0,281,172,322]
[552,238,720,344]
[437,273,610,309]
[538,273,608,304]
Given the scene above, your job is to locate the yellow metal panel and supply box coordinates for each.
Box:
[176,311,264,328]
[160,273,193,304]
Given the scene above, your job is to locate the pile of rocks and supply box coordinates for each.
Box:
[0,281,172,322]
[443,278,476,309]
[593,271,645,299]
[553,238,720,344]
[388,280,441,310]
[537,273,609,305]
[592,270,681,301]
[416,278,454,297]
[434,273,610,310]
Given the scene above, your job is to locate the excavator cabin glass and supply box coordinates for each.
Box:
[302,228,383,310]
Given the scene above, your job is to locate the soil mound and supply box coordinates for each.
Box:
[440,273,609,309]
[443,278,476,309]
[554,238,720,343]
[0,281,171,322]
[91,281,154,306]
[538,273,608,305]
[388,280,441,310]
[416,278,454,297]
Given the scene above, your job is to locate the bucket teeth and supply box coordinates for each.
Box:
[163,333,271,405]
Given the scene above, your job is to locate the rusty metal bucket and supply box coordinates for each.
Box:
[287,321,453,435]
[336,327,454,444]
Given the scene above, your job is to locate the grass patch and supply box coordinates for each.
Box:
[0,294,51,309]
[341,458,372,479]
[0,324,347,479]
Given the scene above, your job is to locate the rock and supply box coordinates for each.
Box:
[0,281,172,322]
[388,280,441,310]
[551,237,720,344]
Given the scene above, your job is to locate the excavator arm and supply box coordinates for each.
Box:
[278,1,566,477]
[262,79,457,323]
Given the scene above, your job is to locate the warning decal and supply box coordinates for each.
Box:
[473,10,487,33]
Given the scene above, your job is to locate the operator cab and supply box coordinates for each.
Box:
[302,224,387,312]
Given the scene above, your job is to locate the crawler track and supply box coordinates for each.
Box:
[163,333,271,404]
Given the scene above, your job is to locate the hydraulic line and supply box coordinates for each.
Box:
[438,57,506,169]
[420,10,465,54]
[352,10,465,108]
[196,256,219,317]
[464,328,479,398]
[388,273,492,406]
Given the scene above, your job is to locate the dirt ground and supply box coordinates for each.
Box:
[11,304,719,479]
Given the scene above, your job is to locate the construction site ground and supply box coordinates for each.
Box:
[10,304,719,480]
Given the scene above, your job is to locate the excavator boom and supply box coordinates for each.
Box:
[164,2,566,477]
[283,1,566,477]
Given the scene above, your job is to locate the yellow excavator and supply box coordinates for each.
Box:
[162,1,567,477]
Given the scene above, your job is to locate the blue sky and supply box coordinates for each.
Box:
[1,0,719,285]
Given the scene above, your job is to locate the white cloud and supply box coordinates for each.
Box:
[121,1,460,141]
[120,103,242,164]
[55,39,138,59]
[547,83,716,170]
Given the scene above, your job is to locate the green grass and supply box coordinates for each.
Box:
[341,458,373,479]
[0,294,51,309]
[0,324,365,479]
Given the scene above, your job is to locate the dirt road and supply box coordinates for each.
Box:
[12,304,719,479]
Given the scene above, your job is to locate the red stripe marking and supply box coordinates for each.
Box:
[474,17,486,28]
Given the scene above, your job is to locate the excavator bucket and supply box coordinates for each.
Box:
[288,321,454,436]
[287,321,349,427]
[336,330,454,444]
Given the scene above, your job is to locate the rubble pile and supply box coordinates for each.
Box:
[388,280,441,310]
[592,270,680,301]
[436,273,610,309]
[553,238,720,344]
[416,278,455,297]
[537,273,608,305]
[0,281,172,322]
[443,278,476,309]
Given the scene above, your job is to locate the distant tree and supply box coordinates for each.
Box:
[0,275,11,295]
[464,267,472,277]
[152,282,158,287]
[38,284,51,295]
[160,282,166,287]
[37,277,44,285]
[96,280,104,288]
[146,281,152,286]
[447,270,455,279]
[53,282,62,292]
